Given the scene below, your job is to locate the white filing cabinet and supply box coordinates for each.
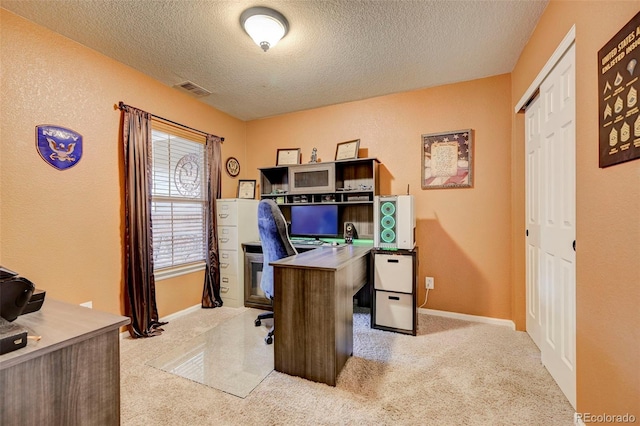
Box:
[216,198,259,307]
[372,248,417,335]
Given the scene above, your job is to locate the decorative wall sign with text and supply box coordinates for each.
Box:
[598,11,640,168]
[36,125,83,170]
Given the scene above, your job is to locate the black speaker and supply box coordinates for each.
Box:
[344,222,358,244]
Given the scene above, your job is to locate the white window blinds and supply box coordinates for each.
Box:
[151,126,207,271]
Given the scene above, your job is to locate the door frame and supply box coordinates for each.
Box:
[517,25,577,409]
[515,25,576,114]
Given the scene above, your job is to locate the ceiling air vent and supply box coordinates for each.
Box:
[174,80,211,97]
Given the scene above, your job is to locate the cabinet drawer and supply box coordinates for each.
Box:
[217,226,238,250]
[219,250,238,274]
[374,291,414,331]
[216,201,238,226]
[219,273,238,300]
[374,254,413,292]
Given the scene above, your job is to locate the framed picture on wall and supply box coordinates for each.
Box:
[597,11,640,168]
[421,129,473,189]
[237,179,256,199]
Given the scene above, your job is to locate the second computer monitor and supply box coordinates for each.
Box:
[290,204,339,238]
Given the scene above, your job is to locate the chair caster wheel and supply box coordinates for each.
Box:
[265,336,273,345]
[255,319,261,327]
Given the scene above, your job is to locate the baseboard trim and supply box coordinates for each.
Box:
[159,303,202,323]
[121,306,517,337]
[120,303,203,339]
[418,308,516,330]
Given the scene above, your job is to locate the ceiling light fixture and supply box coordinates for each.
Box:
[240,6,289,52]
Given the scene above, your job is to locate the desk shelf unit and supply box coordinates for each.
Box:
[259,158,379,239]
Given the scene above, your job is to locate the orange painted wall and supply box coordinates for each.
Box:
[511,0,640,416]
[246,74,513,320]
[0,10,245,317]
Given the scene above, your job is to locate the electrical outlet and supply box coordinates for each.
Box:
[425,277,434,290]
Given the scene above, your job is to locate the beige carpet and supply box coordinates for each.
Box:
[120,306,575,425]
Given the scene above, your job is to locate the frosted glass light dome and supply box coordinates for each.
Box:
[240,7,289,52]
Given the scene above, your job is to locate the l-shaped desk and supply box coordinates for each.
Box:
[271,242,372,386]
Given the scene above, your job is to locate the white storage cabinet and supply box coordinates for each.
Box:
[372,248,417,335]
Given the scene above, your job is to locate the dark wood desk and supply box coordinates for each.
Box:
[243,241,322,310]
[271,243,372,386]
[0,299,130,425]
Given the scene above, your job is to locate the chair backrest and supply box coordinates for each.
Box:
[257,199,297,299]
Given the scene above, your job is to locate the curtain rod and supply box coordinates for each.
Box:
[118,102,225,142]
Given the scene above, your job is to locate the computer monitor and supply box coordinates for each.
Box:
[290,204,339,238]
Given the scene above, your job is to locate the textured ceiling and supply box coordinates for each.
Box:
[2,0,548,121]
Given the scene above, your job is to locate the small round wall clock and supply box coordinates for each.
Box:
[225,157,240,177]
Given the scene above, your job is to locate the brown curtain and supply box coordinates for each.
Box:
[122,106,166,337]
[202,135,223,308]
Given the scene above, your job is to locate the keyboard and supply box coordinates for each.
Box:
[292,239,323,245]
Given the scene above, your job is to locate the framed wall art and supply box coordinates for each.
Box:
[237,179,256,199]
[335,139,360,160]
[225,157,240,177]
[597,11,640,168]
[276,148,301,166]
[421,129,473,189]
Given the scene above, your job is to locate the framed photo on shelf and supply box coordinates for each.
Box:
[421,129,473,189]
[237,179,256,199]
[335,139,360,161]
[276,148,301,166]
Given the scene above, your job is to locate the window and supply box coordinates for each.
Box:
[150,123,207,277]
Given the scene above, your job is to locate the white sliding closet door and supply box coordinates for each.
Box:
[525,93,543,350]
[525,43,576,409]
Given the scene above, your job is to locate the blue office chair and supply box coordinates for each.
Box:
[254,199,297,344]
